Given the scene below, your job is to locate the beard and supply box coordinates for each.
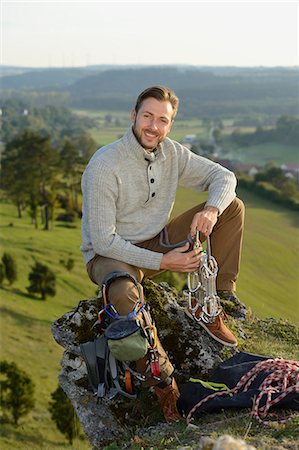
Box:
[132,122,163,151]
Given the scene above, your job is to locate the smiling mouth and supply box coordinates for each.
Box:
[144,130,158,138]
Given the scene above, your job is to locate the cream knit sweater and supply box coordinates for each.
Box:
[80,127,236,270]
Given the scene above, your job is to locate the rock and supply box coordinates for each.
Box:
[51,279,248,448]
[212,435,257,450]
[198,435,215,449]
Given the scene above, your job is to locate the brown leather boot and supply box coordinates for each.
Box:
[154,378,182,423]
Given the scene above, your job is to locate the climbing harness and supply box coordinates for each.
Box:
[186,357,299,426]
[187,231,222,324]
[80,271,161,402]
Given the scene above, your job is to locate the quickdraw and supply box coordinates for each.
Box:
[186,357,299,426]
[187,231,222,324]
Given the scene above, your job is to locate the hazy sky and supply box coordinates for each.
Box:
[1,1,298,68]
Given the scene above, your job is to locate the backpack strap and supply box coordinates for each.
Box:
[80,336,106,395]
[108,352,137,399]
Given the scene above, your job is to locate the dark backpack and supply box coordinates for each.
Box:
[177,351,299,421]
[80,334,141,400]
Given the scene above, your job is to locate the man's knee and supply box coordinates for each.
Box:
[226,197,245,218]
[106,276,142,316]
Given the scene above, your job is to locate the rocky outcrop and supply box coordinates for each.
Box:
[51,279,248,449]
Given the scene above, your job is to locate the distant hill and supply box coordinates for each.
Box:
[67,66,299,118]
[0,67,96,90]
[1,65,298,119]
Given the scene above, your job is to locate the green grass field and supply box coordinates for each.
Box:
[223,142,299,165]
[0,188,298,449]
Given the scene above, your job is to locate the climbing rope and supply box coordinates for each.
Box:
[186,357,299,426]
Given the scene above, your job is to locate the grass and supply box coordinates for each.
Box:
[224,142,299,165]
[0,186,298,449]
[0,204,94,449]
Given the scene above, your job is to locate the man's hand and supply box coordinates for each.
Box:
[160,242,203,272]
[190,206,219,237]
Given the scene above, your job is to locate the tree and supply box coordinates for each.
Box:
[281,179,297,199]
[59,138,85,212]
[73,133,97,163]
[276,115,299,146]
[0,146,27,218]
[1,130,59,228]
[0,360,35,425]
[49,385,80,445]
[2,252,17,285]
[255,166,286,190]
[27,262,56,300]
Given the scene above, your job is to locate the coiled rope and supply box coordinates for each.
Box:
[186,358,299,426]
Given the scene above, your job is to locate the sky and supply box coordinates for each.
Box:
[1,0,298,68]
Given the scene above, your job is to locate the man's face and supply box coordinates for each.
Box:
[131,97,174,151]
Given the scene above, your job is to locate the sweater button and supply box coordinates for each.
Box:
[150,178,155,183]
[152,192,156,198]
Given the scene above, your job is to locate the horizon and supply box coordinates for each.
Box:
[1,63,298,71]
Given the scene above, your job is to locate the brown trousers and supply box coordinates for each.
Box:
[86,198,245,384]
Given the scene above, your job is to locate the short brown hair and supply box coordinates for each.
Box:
[134,86,179,120]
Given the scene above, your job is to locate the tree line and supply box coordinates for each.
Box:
[231,115,299,147]
[0,100,96,143]
[237,165,299,211]
[1,128,97,229]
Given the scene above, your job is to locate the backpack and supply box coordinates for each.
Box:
[80,271,160,401]
[177,351,299,425]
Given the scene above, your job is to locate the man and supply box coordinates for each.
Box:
[81,86,245,422]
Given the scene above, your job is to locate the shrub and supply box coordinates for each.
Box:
[56,210,77,222]
[65,258,75,271]
[27,262,56,300]
[0,360,35,425]
[49,385,80,445]
[59,258,75,271]
[2,252,17,285]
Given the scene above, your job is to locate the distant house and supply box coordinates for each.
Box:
[237,164,260,177]
[280,164,299,179]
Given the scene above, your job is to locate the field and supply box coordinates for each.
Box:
[0,186,298,449]
[73,109,209,146]
[224,142,299,165]
[74,110,298,170]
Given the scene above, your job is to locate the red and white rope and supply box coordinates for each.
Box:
[186,358,299,426]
